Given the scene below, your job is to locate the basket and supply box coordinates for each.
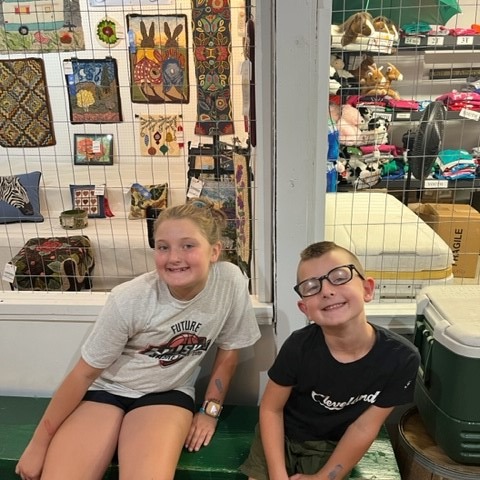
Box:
[59,209,88,229]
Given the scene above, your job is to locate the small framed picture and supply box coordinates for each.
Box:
[74,134,114,165]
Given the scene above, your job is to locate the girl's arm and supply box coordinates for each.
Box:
[15,357,103,479]
[260,379,292,480]
[185,347,238,451]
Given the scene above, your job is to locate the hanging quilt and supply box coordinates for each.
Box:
[64,57,122,124]
[0,58,55,147]
[139,114,184,157]
[187,148,251,277]
[127,14,189,104]
[0,0,85,53]
[191,0,234,136]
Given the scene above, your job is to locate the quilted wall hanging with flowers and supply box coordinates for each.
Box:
[191,0,234,136]
[139,114,184,157]
[127,14,189,104]
[0,0,85,53]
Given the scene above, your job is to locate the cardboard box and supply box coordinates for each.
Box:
[416,203,480,278]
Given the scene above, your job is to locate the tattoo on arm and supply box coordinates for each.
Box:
[327,464,343,480]
[215,378,224,393]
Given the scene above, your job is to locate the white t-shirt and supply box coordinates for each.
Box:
[82,262,261,399]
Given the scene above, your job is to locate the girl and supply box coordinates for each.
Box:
[16,197,261,480]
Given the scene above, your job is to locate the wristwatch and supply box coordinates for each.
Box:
[201,399,223,418]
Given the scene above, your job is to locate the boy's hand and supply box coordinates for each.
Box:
[184,412,218,452]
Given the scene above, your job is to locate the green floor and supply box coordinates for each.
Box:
[0,396,401,479]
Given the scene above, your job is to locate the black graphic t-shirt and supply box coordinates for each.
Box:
[268,323,419,442]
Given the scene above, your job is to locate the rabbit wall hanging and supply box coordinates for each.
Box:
[191,0,235,136]
[126,14,189,104]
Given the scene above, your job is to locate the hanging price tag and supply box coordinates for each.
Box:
[187,177,204,198]
[2,263,16,283]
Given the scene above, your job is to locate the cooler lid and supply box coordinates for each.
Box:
[417,285,480,358]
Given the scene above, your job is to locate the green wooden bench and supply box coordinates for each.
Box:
[0,396,401,479]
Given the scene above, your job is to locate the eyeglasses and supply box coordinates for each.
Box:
[294,264,365,298]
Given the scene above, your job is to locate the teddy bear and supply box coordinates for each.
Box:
[330,55,355,82]
[336,104,366,146]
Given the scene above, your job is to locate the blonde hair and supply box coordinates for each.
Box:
[153,197,227,246]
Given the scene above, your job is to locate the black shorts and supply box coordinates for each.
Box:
[83,390,195,414]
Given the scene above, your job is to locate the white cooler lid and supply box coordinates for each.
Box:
[417,285,480,358]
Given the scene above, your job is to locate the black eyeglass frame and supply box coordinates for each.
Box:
[293,264,365,298]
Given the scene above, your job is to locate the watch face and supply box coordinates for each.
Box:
[205,401,222,417]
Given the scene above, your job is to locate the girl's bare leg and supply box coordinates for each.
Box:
[41,401,124,480]
[117,404,193,480]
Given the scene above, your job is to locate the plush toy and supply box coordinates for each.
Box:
[334,12,375,47]
[383,62,403,99]
[357,106,375,130]
[329,66,342,95]
[336,104,366,146]
[361,64,388,96]
[348,156,382,189]
[330,55,355,81]
[349,55,375,83]
[372,16,399,42]
[364,116,390,145]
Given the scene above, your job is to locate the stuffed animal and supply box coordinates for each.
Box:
[364,116,390,145]
[383,62,403,99]
[349,55,375,83]
[361,64,388,96]
[372,16,399,42]
[334,12,375,47]
[330,55,355,81]
[329,66,342,95]
[357,106,375,130]
[348,156,382,189]
[336,104,366,146]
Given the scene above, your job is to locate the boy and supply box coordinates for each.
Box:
[240,241,419,480]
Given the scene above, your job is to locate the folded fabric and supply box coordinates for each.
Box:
[385,98,420,110]
[437,149,474,166]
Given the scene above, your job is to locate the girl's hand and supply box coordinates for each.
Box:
[184,412,218,452]
[15,441,48,480]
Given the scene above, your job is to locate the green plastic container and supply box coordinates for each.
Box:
[414,285,480,465]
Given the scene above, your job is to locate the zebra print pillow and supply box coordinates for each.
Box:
[0,171,43,224]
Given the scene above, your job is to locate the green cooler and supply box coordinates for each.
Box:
[414,285,480,465]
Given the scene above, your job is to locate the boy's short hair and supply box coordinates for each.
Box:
[299,241,365,276]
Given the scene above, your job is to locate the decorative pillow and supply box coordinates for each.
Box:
[0,171,44,224]
[129,182,168,220]
[70,185,106,218]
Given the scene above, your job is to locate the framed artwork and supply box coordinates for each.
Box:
[0,0,85,54]
[138,114,184,156]
[74,134,114,165]
[65,58,122,123]
[126,14,189,104]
